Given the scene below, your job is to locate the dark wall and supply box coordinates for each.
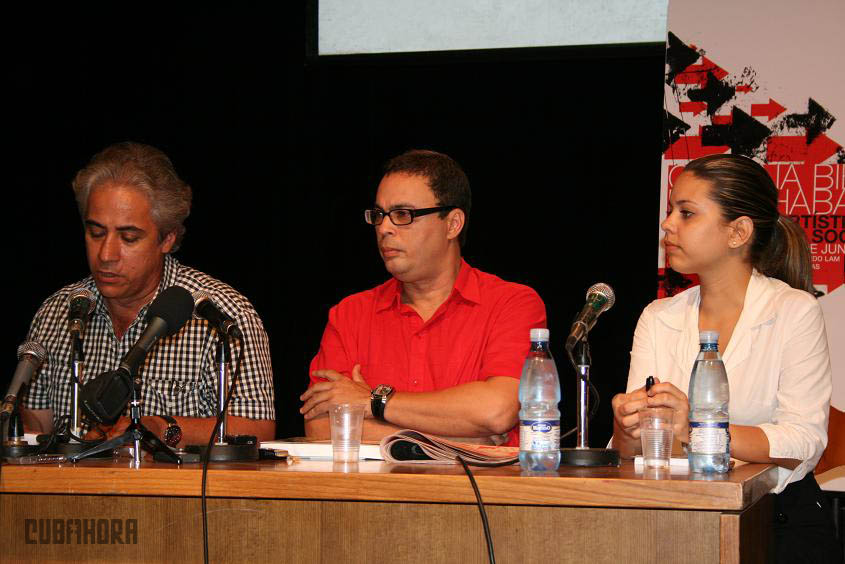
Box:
[5,6,663,446]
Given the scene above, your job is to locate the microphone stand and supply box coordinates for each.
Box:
[559,338,620,467]
[49,335,109,457]
[70,335,84,439]
[182,337,258,462]
[68,373,180,466]
[216,338,230,443]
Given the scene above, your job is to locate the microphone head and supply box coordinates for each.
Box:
[67,287,95,314]
[17,341,47,365]
[586,282,616,312]
[191,289,212,316]
[67,287,95,336]
[146,286,195,337]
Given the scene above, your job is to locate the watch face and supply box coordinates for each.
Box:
[375,385,393,397]
[163,425,182,448]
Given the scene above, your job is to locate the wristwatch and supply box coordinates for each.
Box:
[370,384,395,421]
[156,415,182,448]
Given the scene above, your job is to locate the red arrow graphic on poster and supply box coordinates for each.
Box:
[679,101,707,115]
[766,134,841,163]
[664,135,729,160]
[751,98,787,121]
[673,57,729,86]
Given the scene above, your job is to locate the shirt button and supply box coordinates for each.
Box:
[775,512,788,524]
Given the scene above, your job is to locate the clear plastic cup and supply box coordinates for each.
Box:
[639,407,674,468]
[329,403,365,462]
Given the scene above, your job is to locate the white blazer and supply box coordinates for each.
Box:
[626,270,832,493]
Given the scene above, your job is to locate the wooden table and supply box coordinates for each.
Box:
[0,458,777,563]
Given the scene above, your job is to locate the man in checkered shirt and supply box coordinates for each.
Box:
[20,142,275,445]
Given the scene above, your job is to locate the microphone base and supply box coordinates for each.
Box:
[1,444,39,459]
[559,447,620,467]
[181,441,259,463]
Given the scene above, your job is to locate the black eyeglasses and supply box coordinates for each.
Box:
[364,206,457,226]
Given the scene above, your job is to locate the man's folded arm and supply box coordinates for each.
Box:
[381,376,520,436]
[151,415,275,444]
[304,376,519,441]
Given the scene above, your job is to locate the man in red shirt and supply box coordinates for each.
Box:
[300,150,546,446]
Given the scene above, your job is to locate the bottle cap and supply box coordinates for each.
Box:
[530,328,549,342]
[699,330,719,344]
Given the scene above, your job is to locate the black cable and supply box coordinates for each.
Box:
[456,455,495,564]
[34,414,107,455]
[35,417,63,454]
[202,336,245,564]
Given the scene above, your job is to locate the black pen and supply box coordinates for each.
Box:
[645,375,654,392]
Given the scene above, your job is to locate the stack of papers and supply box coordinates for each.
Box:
[260,440,383,460]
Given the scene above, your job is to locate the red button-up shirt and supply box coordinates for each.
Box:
[309,260,547,445]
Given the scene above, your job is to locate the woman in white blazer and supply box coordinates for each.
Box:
[611,154,841,562]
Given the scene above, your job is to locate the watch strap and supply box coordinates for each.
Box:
[370,386,394,421]
[156,414,178,426]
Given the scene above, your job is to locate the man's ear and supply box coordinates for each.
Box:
[160,231,177,254]
[445,208,465,241]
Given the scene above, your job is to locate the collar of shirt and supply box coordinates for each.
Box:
[655,269,778,332]
[656,268,782,375]
[373,259,482,315]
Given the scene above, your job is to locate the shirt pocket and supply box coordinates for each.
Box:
[144,379,210,417]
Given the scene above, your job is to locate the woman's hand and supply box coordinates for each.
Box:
[645,379,690,444]
[611,383,650,457]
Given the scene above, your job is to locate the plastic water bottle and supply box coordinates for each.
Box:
[687,330,730,473]
[519,328,561,472]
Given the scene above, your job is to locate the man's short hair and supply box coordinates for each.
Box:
[72,142,192,251]
[383,149,471,247]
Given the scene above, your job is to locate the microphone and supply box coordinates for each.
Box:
[0,341,48,421]
[118,286,194,379]
[68,287,95,337]
[80,286,194,424]
[565,283,616,352]
[192,290,242,339]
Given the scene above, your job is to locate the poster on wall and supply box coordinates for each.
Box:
[660,1,844,412]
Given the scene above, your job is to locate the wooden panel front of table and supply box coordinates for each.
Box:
[0,459,776,563]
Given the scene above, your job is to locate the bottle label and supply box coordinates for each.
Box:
[519,419,560,452]
[689,421,730,454]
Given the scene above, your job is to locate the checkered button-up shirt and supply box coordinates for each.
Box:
[23,255,275,428]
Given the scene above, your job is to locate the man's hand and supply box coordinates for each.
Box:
[300,364,371,420]
[83,417,129,443]
[83,416,165,443]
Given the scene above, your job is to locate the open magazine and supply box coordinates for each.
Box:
[380,429,519,466]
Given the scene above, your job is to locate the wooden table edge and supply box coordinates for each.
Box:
[0,460,778,511]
